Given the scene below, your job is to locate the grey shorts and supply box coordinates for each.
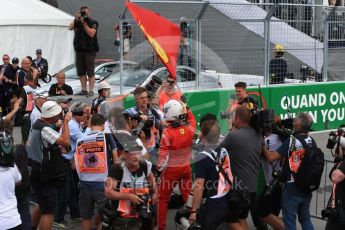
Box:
[76,51,96,77]
[79,188,105,219]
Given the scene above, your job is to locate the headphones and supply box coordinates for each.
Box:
[71,101,85,116]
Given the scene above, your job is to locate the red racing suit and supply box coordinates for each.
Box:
[157,109,196,230]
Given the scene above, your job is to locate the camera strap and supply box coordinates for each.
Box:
[214,148,233,188]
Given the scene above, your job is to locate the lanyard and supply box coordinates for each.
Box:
[130,172,138,191]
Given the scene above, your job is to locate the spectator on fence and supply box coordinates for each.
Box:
[69,6,99,97]
[48,71,73,96]
[114,20,132,60]
[178,17,193,67]
[269,44,287,84]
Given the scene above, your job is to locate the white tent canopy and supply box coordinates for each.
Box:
[0,0,75,75]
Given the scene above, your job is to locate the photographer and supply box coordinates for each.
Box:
[178,17,193,67]
[69,6,99,97]
[26,101,72,230]
[107,107,148,159]
[48,71,73,96]
[324,126,345,229]
[104,135,158,230]
[189,119,232,229]
[157,99,196,230]
[255,118,284,230]
[53,102,91,228]
[74,114,117,230]
[127,87,165,152]
[32,49,49,81]
[262,112,316,230]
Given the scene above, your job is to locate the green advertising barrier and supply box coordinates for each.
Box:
[124,81,345,132]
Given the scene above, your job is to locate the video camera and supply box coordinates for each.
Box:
[326,128,345,150]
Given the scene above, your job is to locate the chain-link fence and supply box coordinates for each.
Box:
[116,1,345,93]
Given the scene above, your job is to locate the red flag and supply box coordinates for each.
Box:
[126,2,181,79]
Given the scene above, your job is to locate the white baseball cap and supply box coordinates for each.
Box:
[97,81,111,91]
[41,101,62,118]
[33,89,49,100]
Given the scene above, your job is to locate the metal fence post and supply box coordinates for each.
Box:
[119,7,127,95]
[264,4,278,86]
[196,1,209,90]
[323,7,336,82]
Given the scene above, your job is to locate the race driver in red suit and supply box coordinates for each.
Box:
[156,99,196,230]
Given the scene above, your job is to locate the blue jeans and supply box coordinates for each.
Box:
[178,43,192,67]
[281,182,314,230]
[54,165,80,222]
[17,194,31,230]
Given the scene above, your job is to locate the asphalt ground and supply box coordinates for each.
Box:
[16,128,330,229]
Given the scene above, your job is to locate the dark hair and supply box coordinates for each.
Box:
[91,114,106,126]
[25,72,34,82]
[234,81,247,89]
[200,113,217,127]
[234,105,251,124]
[133,87,148,97]
[201,120,220,144]
[107,107,127,129]
[296,112,312,133]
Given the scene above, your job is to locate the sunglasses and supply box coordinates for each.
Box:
[167,80,175,84]
[3,58,9,60]
[36,53,42,54]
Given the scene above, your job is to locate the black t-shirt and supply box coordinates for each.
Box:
[4,65,19,83]
[269,57,287,84]
[48,83,73,96]
[73,17,99,52]
[335,161,345,206]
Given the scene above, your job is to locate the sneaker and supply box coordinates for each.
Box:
[88,91,94,97]
[52,221,73,229]
[74,90,88,96]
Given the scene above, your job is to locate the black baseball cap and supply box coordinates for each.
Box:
[12,57,19,64]
[36,49,42,54]
[80,6,88,10]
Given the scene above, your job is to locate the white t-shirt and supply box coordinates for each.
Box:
[0,165,22,229]
[30,106,41,126]
[262,134,282,186]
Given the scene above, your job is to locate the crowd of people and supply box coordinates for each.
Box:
[2,3,345,230]
[1,68,343,230]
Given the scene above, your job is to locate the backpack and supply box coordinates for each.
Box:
[91,97,105,115]
[32,120,67,188]
[291,136,324,193]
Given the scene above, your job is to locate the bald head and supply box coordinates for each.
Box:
[56,71,66,85]
[21,57,31,71]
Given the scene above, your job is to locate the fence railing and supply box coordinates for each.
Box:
[310,159,334,219]
[117,1,345,93]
